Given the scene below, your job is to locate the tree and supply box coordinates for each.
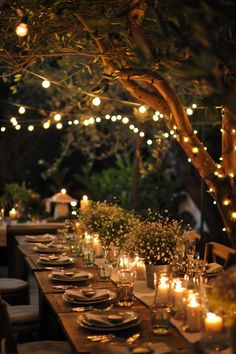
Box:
[0,0,236,247]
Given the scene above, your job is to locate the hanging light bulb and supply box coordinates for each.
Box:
[54,113,61,122]
[42,80,51,88]
[18,106,26,114]
[186,108,193,116]
[16,22,28,37]
[28,125,34,132]
[92,97,101,106]
[43,121,50,129]
[56,122,63,129]
[138,105,147,114]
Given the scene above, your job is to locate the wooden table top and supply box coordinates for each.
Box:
[16,237,197,354]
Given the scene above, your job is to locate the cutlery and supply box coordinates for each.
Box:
[52,285,79,290]
[72,306,94,312]
[86,334,115,342]
[126,333,141,345]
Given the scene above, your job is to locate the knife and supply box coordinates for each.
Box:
[126,333,141,344]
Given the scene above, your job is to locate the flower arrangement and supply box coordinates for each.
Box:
[79,200,139,249]
[124,212,184,265]
[209,264,236,326]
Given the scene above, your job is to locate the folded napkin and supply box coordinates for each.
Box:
[51,271,89,280]
[206,262,223,274]
[39,255,70,263]
[65,288,109,301]
[25,234,55,242]
[82,313,121,327]
[107,343,172,354]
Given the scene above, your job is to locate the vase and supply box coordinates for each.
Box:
[145,264,171,289]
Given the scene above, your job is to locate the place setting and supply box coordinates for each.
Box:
[77,309,141,332]
[37,253,76,266]
[33,242,68,253]
[63,287,116,306]
[48,269,93,282]
[24,233,56,243]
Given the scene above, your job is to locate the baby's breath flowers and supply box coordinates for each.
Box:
[79,200,139,249]
[124,213,184,265]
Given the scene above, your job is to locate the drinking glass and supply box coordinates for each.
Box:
[83,249,96,267]
[98,263,113,281]
[117,269,136,307]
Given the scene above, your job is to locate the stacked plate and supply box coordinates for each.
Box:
[77,310,140,332]
[48,270,93,282]
[38,254,76,266]
[25,234,56,243]
[63,288,116,305]
[206,262,223,277]
[33,243,67,253]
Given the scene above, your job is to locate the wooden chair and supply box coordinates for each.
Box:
[0,296,73,354]
[204,241,236,269]
[0,278,29,305]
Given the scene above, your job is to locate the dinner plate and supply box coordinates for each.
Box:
[33,245,67,253]
[80,310,139,328]
[63,290,116,305]
[48,272,93,282]
[77,313,140,332]
[25,234,56,243]
[38,257,76,266]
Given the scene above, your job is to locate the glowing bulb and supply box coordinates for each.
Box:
[217,164,221,169]
[194,130,198,134]
[122,117,129,124]
[192,147,199,154]
[28,125,34,132]
[138,105,147,114]
[219,157,223,161]
[92,96,101,106]
[129,125,134,130]
[204,146,207,151]
[43,121,50,129]
[229,173,234,178]
[10,117,17,126]
[173,125,177,130]
[213,201,216,205]
[214,171,219,176]
[88,117,95,124]
[15,124,21,130]
[192,103,197,109]
[84,120,89,126]
[105,114,110,120]
[220,128,224,133]
[1,127,6,132]
[153,115,159,121]
[163,133,169,138]
[170,130,175,135]
[232,129,236,134]
[18,106,25,114]
[61,188,66,194]
[96,117,101,122]
[117,115,122,120]
[111,115,117,122]
[223,199,230,206]
[188,158,192,163]
[222,227,226,232]
[231,211,236,220]
[183,136,189,143]
[139,132,145,137]
[186,107,193,116]
[209,188,213,193]
[83,195,88,201]
[147,139,153,145]
[71,201,77,207]
[159,113,164,118]
[54,113,61,122]
[133,127,139,133]
[42,80,50,88]
[74,120,79,125]
[68,121,72,125]
[16,22,28,37]
[56,123,63,129]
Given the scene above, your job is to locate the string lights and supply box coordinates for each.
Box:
[15,22,28,37]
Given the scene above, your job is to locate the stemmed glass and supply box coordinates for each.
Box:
[184,238,196,275]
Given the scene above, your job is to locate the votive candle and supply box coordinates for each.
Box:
[204,312,223,333]
[186,296,202,332]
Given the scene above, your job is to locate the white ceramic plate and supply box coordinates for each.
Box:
[48,272,93,282]
[63,290,116,305]
[38,257,76,266]
[80,310,139,328]
[25,235,56,243]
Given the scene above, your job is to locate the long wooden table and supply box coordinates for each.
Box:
[15,237,197,354]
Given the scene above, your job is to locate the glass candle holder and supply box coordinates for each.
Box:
[116,268,136,307]
[182,291,202,333]
[172,278,186,320]
[200,312,230,352]
[151,274,172,335]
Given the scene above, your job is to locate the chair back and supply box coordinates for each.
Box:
[0,296,18,354]
[204,241,236,269]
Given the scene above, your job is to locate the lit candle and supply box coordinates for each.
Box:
[84,232,92,246]
[204,312,223,333]
[80,195,90,212]
[9,208,17,221]
[136,260,146,280]
[174,280,185,311]
[186,296,202,332]
[92,235,103,257]
[119,256,130,268]
[156,276,170,304]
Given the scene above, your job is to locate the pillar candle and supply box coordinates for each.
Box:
[174,280,185,311]
[9,208,17,220]
[136,260,146,280]
[204,312,223,333]
[186,297,202,332]
[156,277,169,304]
[80,195,90,212]
[92,235,103,257]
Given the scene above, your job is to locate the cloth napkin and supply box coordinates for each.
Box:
[65,288,109,301]
[82,312,123,327]
[206,262,223,274]
[107,343,172,354]
[51,271,89,280]
[39,255,70,263]
[25,234,55,242]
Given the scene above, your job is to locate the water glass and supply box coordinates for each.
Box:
[117,269,136,307]
[151,305,172,335]
[99,264,113,281]
[83,249,96,266]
